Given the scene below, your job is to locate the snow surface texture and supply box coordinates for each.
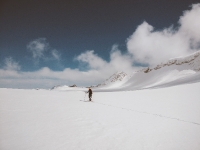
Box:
[1,84,200,150]
[1,51,200,150]
[92,50,200,91]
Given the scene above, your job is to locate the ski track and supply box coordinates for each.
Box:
[88,100,200,126]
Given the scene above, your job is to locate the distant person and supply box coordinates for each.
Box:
[87,88,93,101]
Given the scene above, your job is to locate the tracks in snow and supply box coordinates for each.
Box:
[89,101,200,126]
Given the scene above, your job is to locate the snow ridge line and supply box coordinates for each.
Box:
[92,101,200,126]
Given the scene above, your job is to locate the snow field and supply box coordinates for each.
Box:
[1,82,200,150]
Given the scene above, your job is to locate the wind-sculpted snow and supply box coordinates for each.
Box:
[95,71,129,87]
[92,51,200,91]
[101,71,128,84]
[151,51,200,71]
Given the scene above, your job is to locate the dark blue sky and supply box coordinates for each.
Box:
[0,0,199,71]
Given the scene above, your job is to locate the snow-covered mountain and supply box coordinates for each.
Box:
[94,71,130,87]
[94,51,200,91]
[50,51,200,92]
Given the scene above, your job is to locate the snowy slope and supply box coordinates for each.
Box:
[94,71,131,89]
[93,51,200,91]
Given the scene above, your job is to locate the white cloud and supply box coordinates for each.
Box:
[76,50,108,70]
[4,57,21,71]
[51,49,61,60]
[0,49,136,88]
[27,38,49,60]
[0,67,106,89]
[27,38,61,63]
[109,44,135,73]
[74,47,137,81]
[127,3,200,66]
[179,3,200,49]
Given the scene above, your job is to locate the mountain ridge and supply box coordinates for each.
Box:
[51,51,200,91]
[93,50,200,91]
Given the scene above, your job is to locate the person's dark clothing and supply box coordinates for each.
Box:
[87,89,92,101]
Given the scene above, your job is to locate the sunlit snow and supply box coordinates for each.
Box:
[1,51,200,150]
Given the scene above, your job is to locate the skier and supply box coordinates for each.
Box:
[86,88,93,101]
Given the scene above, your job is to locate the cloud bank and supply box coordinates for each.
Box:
[1,3,200,88]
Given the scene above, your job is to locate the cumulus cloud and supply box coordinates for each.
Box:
[127,3,200,66]
[75,46,136,77]
[76,50,108,70]
[179,3,200,49]
[109,45,134,73]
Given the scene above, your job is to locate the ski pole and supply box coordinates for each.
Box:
[84,92,86,101]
